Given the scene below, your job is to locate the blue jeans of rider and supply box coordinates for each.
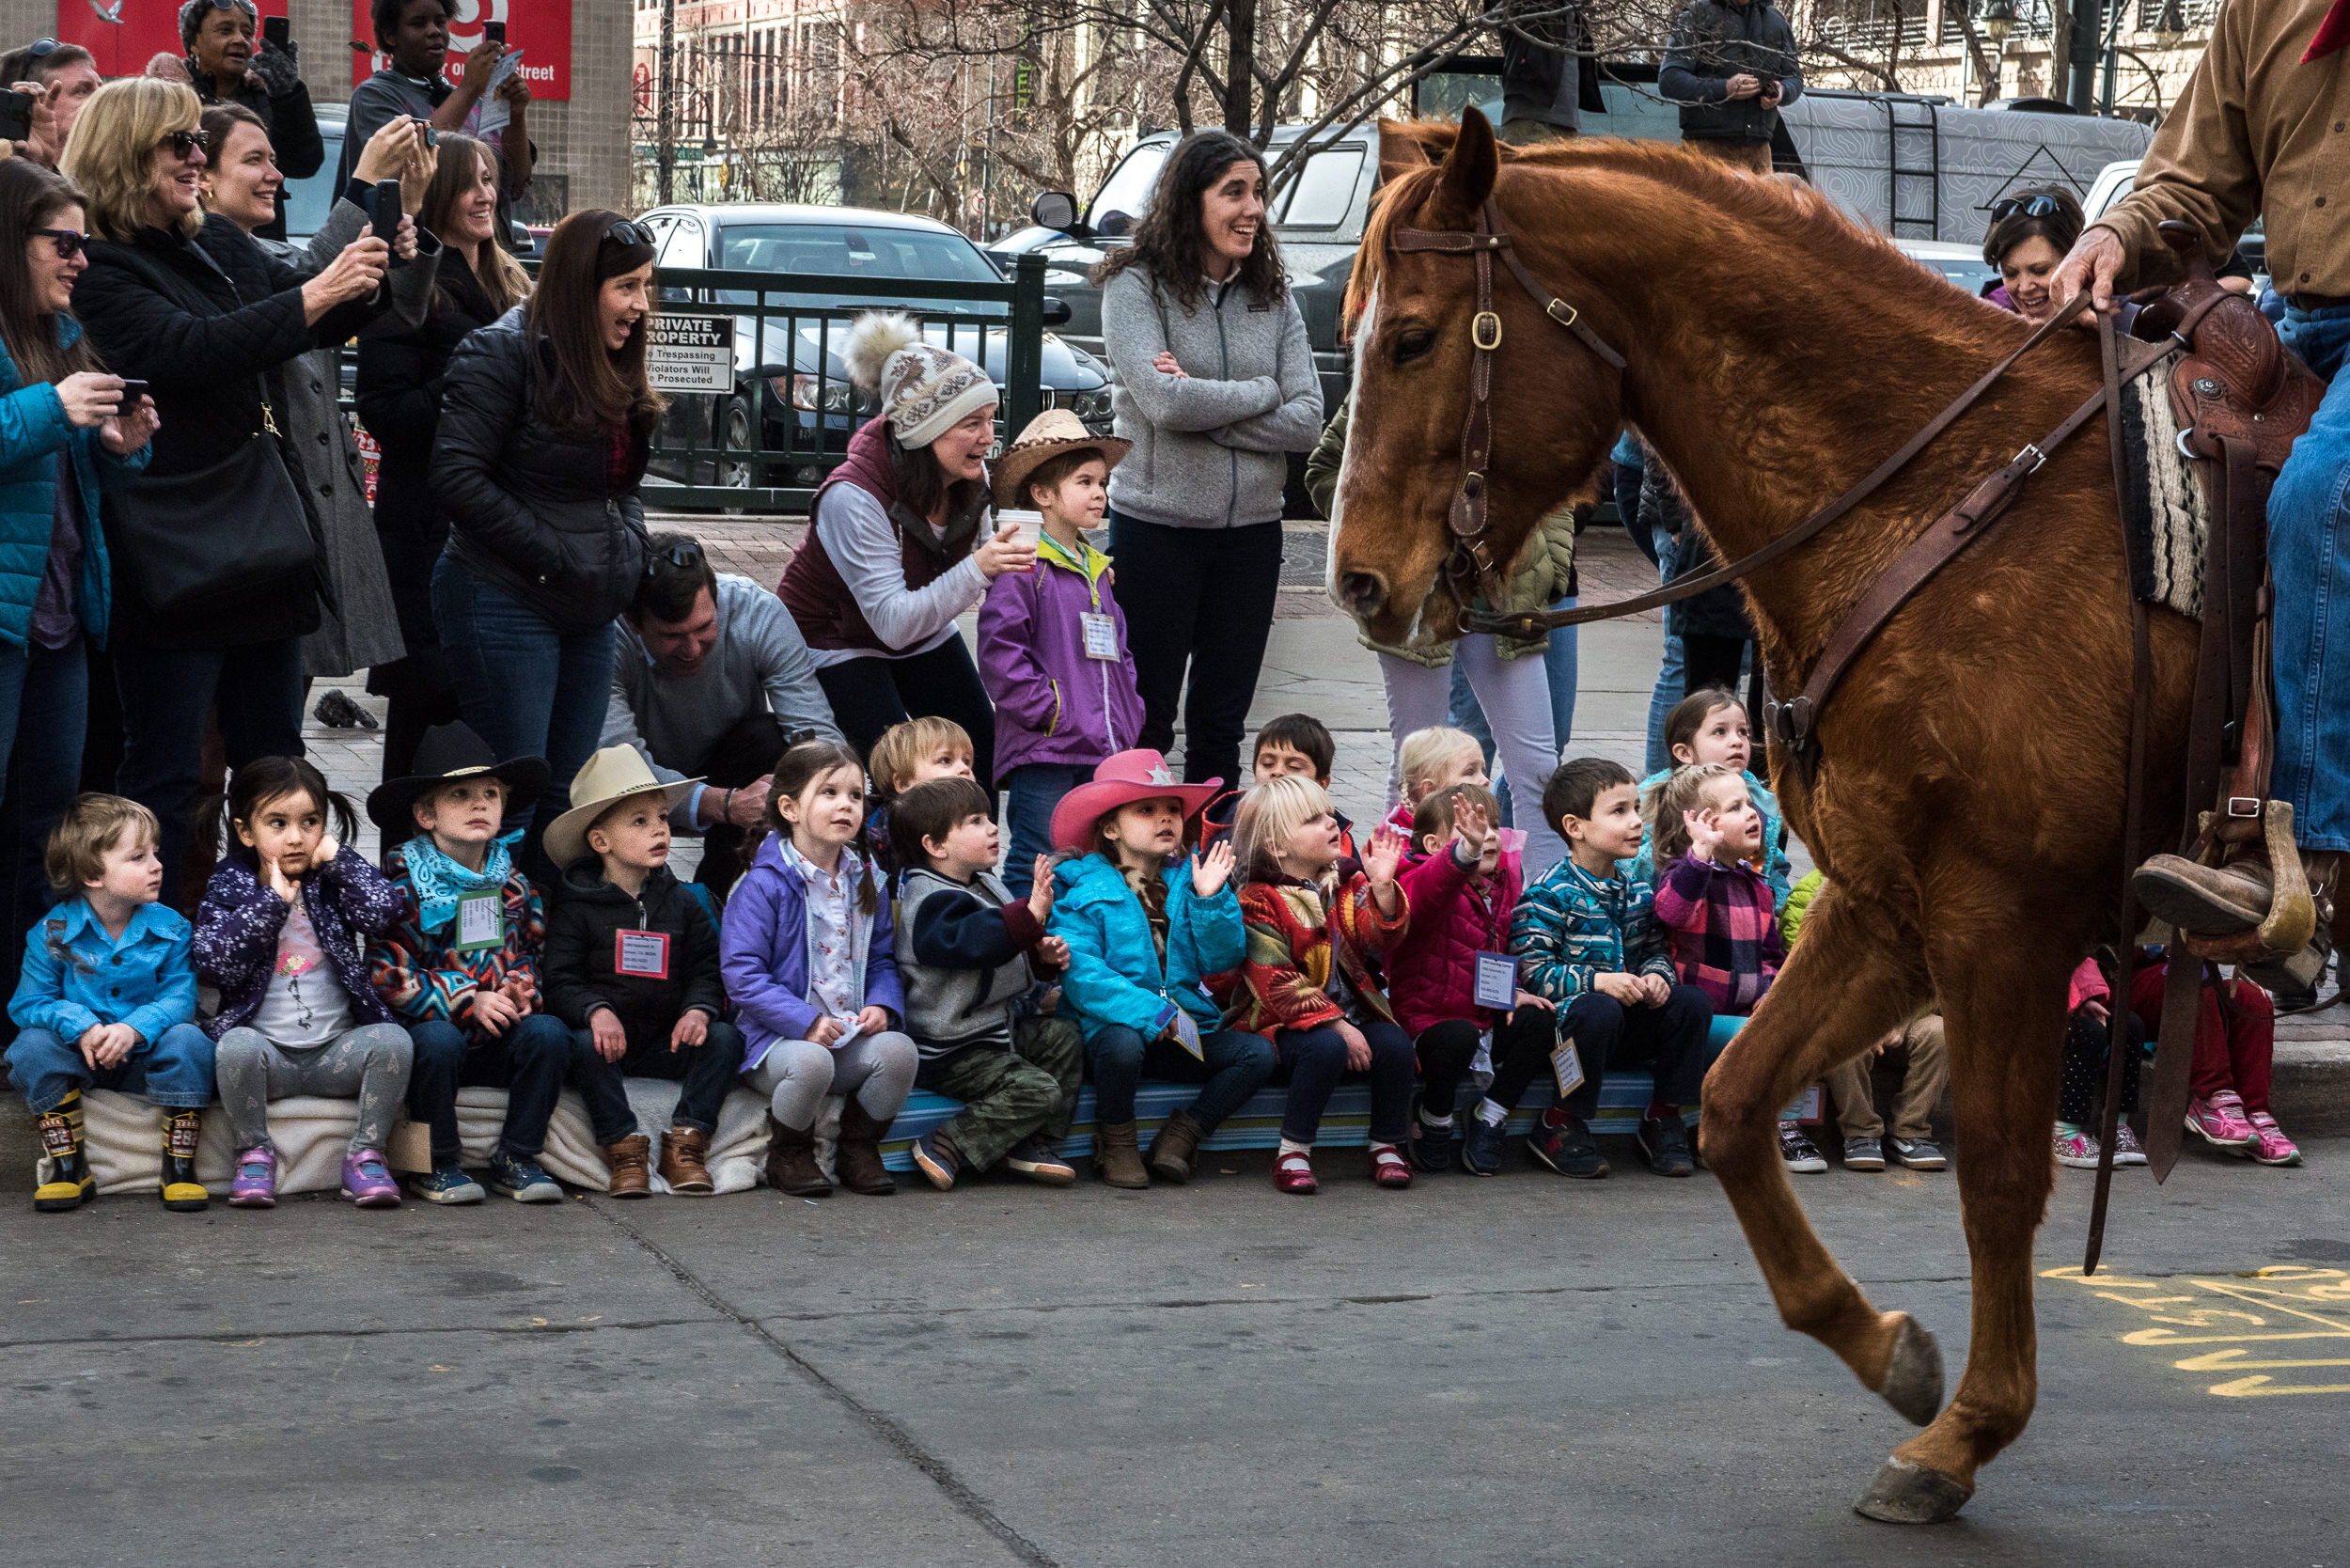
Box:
[2269,304,2350,852]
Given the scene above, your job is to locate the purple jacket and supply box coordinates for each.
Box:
[194,845,403,1040]
[976,534,1146,780]
[719,832,907,1071]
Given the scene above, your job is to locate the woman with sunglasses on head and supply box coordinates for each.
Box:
[428,210,660,881]
[63,77,400,902]
[1982,187,2090,327]
[0,159,158,979]
[201,104,439,703]
[356,132,533,782]
[177,0,321,241]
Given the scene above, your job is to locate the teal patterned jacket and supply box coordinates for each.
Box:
[1509,857,1677,1004]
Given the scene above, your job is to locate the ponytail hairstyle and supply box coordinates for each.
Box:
[1642,762,1732,868]
[195,755,359,865]
[525,207,663,443]
[764,738,876,914]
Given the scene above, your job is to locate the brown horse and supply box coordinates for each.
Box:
[1333,114,2200,1522]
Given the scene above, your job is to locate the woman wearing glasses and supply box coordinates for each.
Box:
[428,210,659,879]
[357,132,534,781]
[0,160,158,975]
[63,77,398,900]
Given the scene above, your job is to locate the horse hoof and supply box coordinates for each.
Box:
[1853,1456,1972,1524]
[1875,1313,1943,1425]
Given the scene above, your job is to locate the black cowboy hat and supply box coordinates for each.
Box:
[365,722,551,837]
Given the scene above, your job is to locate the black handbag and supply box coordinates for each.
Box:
[107,404,318,616]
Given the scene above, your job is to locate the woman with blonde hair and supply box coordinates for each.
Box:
[357,132,529,779]
[65,76,402,896]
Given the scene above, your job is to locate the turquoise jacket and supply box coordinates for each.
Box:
[8,897,196,1043]
[1048,854,1245,1043]
[0,321,145,651]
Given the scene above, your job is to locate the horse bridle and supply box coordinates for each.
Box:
[1388,199,1626,616]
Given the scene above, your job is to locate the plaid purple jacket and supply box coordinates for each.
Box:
[1652,854,1782,1016]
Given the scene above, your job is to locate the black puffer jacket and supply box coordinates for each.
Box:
[1658,0,1804,145]
[542,860,726,1051]
[74,212,386,646]
[430,306,650,635]
[190,45,323,241]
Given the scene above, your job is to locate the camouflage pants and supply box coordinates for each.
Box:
[913,1015,1083,1173]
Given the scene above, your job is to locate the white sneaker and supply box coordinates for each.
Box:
[1778,1121,1827,1173]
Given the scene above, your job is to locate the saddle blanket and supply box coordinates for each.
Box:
[2117,347,2206,621]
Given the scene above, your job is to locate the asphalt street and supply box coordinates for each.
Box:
[7,1136,2347,1566]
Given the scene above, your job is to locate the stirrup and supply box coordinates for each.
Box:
[2182,801,2316,964]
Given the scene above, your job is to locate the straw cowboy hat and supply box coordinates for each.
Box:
[992,408,1133,511]
[1048,748,1222,854]
[365,723,551,837]
[542,745,701,870]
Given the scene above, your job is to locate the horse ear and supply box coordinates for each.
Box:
[1378,118,1453,183]
[1432,107,1500,220]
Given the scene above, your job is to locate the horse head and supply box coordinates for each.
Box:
[1331,111,1629,647]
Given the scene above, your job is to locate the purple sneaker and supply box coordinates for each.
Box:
[228,1146,276,1208]
[340,1148,402,1208]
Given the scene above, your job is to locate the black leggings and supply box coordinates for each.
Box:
[1414,1010,1560,1118]
[1107,511,1284,788]
[2060,1010,2145,1124]
[813,638,997,799]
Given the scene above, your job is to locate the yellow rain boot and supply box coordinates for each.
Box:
[159,1109,208,1213]
[34,1090,94,1213]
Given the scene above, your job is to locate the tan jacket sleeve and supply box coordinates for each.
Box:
[2088,1,2260,288]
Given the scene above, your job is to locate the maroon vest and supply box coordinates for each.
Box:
[778,416,985,653]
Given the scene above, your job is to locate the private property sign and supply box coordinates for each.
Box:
[350,0,572,99]
[646,314,736,394]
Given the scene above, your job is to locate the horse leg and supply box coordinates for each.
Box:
[1856,933,2069,1524]
[1703,886,1942,1423]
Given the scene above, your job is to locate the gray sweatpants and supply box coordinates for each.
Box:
[215,1023,415,1155]
[745,1031,918,1132]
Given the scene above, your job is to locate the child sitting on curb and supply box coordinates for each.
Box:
[1631,688,1792,904]
[890,776,1082,1190]
[542,746,745,1198]
[370,725,579,1205]
[977,410,1144,901]
[864,716,978,874]
[2058,954,2149,1169]
[1380,725,1489,836]
[1782,871,1949,1173]
[1048,748,1271,1188]
[2133,956,2301,1167]
[1202,714,1357,857]
[5,795,213,1213]
[1512,758,1714,1178]
[1229,775,1417,1196]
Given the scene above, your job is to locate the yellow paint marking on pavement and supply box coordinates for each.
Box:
[2044,1264,2350,1399]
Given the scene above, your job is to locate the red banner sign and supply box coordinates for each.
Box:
[349,0,571,101]
[59,0,289,80]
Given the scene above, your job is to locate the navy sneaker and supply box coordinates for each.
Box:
[1528,1115,1608,1178]
[487,1150,563,1203]
[911,1129,962,1191]
[409,1163,486,1204]
[1406,1113,1456,1174]
[1637,1116,1694,1178]
[1459,1116,1504,1177]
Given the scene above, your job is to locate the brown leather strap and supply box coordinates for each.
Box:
[1466,296,2103,637]
[1390,208,1627,369]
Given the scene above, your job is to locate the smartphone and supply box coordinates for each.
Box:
[0,89,34,145]
[411,116,437,148]
[262,13,290,50]
[118,379,149,403]
[481,20,505,43]
[372,177,407,265]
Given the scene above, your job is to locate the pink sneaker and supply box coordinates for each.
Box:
[2185,1090,2256,1152]
[2247,1111,2303,1167]
[340,1148,402,1207]
[227,1146,275,1208]
[2052,1123,2100,1168]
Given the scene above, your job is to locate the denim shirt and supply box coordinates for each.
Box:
[8,897,196,1043]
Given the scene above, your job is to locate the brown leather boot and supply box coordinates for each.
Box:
[834,1101,897,1196]
[1092,1120,1149,1189]
[603,1135,652,1199]
[1146,1107,1207,1184]
[764,1114,832,1197]
[2134,854,2270,934]
[658,1126,713,1195]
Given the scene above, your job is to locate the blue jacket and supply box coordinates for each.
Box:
[8,897,196,1043]
[0,321,145,650]
[720,832,905,1073]
[1049,854,1245,1043]
[1510,856,1677,1004]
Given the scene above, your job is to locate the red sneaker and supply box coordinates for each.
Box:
[1368,1143,1413,1189]
[1272,1148,1317,1195]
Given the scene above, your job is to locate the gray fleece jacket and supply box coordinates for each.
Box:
[1099,264,1324,528]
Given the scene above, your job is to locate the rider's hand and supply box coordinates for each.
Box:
[2051,227,2129,318]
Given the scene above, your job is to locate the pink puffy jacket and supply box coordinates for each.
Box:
[1387,845,1525,1038]
[2067,956,2109,1013]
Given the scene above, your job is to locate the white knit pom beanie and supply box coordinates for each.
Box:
[841,310,997,449]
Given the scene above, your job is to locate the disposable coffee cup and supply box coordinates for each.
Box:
[996,510,1043,553]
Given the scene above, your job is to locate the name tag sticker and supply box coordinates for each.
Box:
[615,929,670,980]
[1551,1038,1586,1098]
[1474,950,1518,1011]
[1080,611,1120,660]
[454,890,503,953]
[1170,1009,1204,1060]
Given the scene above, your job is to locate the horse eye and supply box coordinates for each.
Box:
[1393,328,1435,364]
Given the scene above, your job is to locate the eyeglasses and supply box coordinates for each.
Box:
[159,129,210,161]
[644,541,704,577]
[603,218,653,249]
[1989,195,2067,223]
[29,227,86,260]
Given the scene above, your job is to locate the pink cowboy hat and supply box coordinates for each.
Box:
[1048,749,1222,854]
